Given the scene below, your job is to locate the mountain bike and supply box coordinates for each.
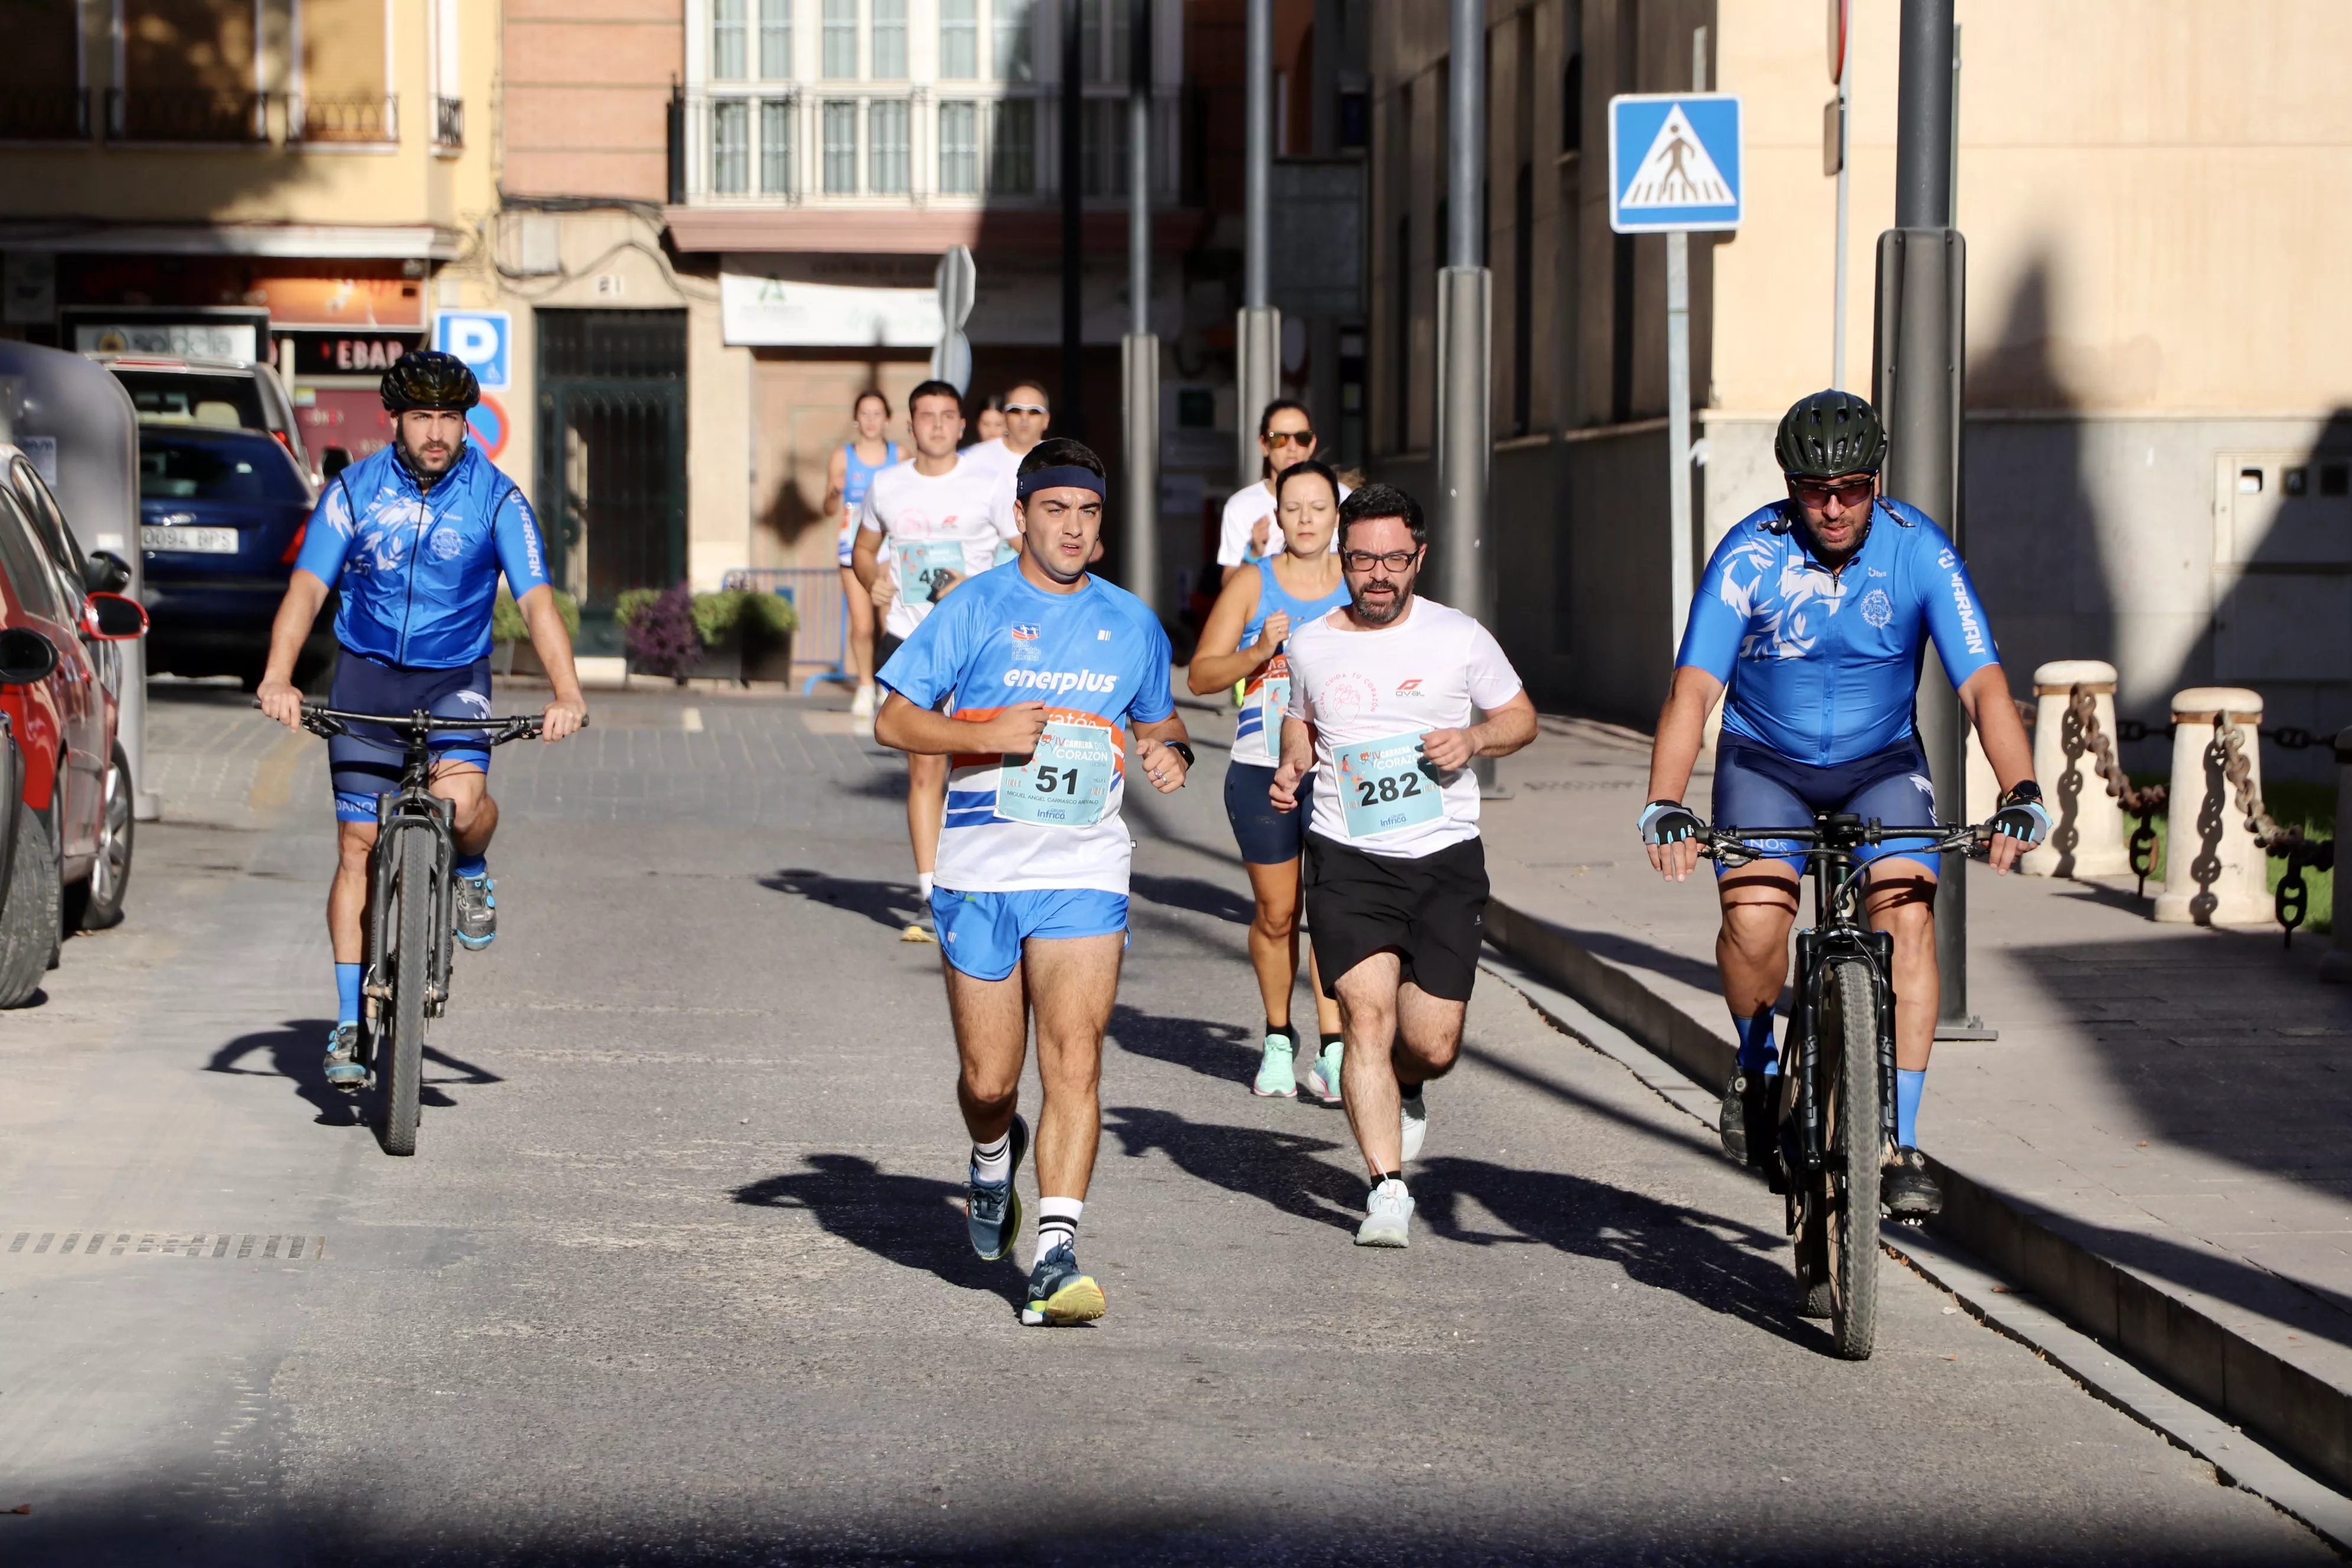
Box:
[291,702,563,1155]
[1701,812,1987,1361]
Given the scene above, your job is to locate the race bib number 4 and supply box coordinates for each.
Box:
[895,538,968,606]
[1335,730,1442,839]
[997,718,1116,828]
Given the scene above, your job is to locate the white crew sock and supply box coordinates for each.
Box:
[1035,1196,1082,1259]
[917,871,934,901]
[971,1126,1014,1182]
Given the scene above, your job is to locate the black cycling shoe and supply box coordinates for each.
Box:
[1718,1068,1776,1168]
[1883,1145,1943,1218]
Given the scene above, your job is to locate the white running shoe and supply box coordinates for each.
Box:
[1400,1092,1427,1163]
[1355,1178,1413,1247]
[850,682,877,719]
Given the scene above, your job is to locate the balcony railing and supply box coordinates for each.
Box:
[293,93,398,144]
[433,95,463,148]
[1,87,91,141]
[106,88,268,143]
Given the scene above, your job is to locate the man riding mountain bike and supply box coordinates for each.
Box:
[1638,390,2049,1219]
[256,349,588,1088]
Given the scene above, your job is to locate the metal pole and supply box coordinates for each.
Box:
[1236,0,1278,489]
[1667,28,1703,655]
[1877,0,1984,1037]
[1060,0,1085,439]
[1832,10,1852,389]
[1436,0,1494,790]
[1122,0,1159,618]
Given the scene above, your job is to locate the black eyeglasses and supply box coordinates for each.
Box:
[1789,475,1876,508]
[1340,548,1421,572]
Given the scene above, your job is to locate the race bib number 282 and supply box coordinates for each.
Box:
[1335,730,1442,839]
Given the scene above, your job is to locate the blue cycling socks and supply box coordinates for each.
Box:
[1732,1008,1779,1075]
[334,963,362,1027]
[1896,1068,1926,1147]
[453,852,488,880]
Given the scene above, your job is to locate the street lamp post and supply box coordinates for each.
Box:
[1435,0,1494,789]
[1236,0,1278,489]
[1121,0,1159,618]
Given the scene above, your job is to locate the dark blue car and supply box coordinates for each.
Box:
[139,424,335,688]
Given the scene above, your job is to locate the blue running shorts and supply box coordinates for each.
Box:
[327,649,494,823]
[1223,762,1316,867]
[1709,736,1942,878]
[930,887,1131,982]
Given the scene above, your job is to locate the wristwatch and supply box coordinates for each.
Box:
[1164,740,1195,769]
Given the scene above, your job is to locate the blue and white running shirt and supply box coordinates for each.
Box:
[1675,497,2000,768]
[878,564,1175,894]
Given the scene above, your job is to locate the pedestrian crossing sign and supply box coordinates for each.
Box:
[1608,94,1743,234]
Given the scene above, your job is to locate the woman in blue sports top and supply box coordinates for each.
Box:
[826,390,900,723]
[1188,460,1352,1103]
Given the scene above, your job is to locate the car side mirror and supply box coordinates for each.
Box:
[320,446,352,482]
[83,550,132,595]
[0,626,58,684]
[84,592,147,641]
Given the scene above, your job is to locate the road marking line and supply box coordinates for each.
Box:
[682,707,704,733]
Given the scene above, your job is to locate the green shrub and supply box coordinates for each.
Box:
[687,587,799,645]
[492,586,581,642]
[614,587,661,631]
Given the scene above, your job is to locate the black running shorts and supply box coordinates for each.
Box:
[1301,831,1489,1002]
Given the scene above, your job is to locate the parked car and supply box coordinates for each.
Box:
[88,353,312,476]
[0,444,146,1004]
[137,424,334,690]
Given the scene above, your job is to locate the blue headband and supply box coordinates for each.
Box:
[1017,464,1106,501]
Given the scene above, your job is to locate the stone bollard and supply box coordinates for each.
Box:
[2018,659,2131,878]
[2324,726,2352,982]
[2153,687,2273,926]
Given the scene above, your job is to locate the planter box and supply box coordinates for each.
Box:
[628,629,792,687]
[491,640,547,680]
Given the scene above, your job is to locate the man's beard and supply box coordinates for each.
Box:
[1349,573,1414,626]
[397,434,460,486]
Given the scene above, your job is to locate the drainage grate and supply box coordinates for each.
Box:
[4,1231,325,1260]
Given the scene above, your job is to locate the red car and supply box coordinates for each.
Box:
[0,442,146,1006]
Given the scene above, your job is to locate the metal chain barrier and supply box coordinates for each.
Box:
[2067,685,2169,896]
[2214,711,2337,946]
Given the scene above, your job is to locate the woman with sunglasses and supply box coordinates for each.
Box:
[1189,459,1352,1101]
[1216,400,1350,585]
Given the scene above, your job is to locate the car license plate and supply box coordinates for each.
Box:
[142,525,238,554]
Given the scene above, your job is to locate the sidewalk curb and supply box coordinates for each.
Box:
[1484,893,2352,1513]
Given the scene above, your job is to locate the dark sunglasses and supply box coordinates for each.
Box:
[1789,475,1876,507]
[1265,429,1316,449]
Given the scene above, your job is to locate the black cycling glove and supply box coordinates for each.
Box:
[1638,799,1703,847]
[1991,780,2050,847]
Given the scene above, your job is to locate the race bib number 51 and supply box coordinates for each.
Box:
[997,719,1115,828]
[1335,730,1442,839]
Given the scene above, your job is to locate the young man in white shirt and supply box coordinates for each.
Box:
[1269,482,1538,1248]
[851,380,1020,940]
[1217,399,1350,583]
[960,381,1051,484]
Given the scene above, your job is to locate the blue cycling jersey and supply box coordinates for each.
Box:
[1675,496,2000,767]
[295,442,552,671]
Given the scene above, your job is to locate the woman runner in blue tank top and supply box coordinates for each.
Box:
[829,390,901,723]
[1187,460,1353,1102]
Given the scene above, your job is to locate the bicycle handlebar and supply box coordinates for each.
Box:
[1698,819,1989,867]
[261,700,585,747]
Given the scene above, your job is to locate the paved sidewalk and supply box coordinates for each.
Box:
[1468,716,2352,1494]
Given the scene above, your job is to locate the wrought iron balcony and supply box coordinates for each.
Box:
[1,87,91,141]
[106,88,267,143]
[433,96,463,148]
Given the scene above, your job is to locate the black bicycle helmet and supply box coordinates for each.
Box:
[381,349,482,413]
[1773,389,1887,478]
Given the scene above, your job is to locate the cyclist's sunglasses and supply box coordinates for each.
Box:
[1003,401,1048,414]
[1788,474,1876,508]
[1265,429,1315,449]
[1340,547,1422,572]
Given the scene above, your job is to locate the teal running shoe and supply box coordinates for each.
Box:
[1305,1040,1344,1105]
[965,1114,1029,1260]
[1252,1033,1298,1098]
[453,872,496,950]
[1020,1240,1106,1326]
[322,1023,365,1090]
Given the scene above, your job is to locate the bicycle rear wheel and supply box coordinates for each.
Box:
[376,828,434,1157]
[1821,957,1882,1359]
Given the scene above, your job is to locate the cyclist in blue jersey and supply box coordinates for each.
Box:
[256,351,587,1089]
[1638,391,2048,1218]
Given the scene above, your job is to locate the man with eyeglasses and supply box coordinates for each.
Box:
[1636,390,2047,1222]
[1218,400,1350,583]
[1268,484,1537,1247]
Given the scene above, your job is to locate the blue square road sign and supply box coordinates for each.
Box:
[433,310,512,391]
[1608,94,1743,234]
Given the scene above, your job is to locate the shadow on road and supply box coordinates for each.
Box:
[1414,1155,1818,1348]
[1107,1001,1262,1085]
[732,1154,1025,1306]
[207,1018,504,1122]
[1103,1105,1361,1233]
[760,867,925,932]
[1129,872,1255,926]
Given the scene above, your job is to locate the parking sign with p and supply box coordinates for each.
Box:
[433,310,512,391]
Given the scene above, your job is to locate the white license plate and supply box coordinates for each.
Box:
[143,525,238,554]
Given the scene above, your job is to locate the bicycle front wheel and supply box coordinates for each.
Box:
[1821,957,1883,1360]
[377,827,435,1157]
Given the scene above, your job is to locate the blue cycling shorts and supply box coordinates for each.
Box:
[930,887,1130,982]
[327,649,494,823]
[1224,762,1315,867]
[1709,736,1942,879]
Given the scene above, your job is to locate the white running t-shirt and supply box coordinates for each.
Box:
[856,455,1020,639]
[1283,596,1525,859]
[1216,477,1352,567]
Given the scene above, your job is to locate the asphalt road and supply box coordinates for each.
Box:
[0,684,2331,1566]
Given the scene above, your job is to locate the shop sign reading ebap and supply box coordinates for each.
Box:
[1608,94,1743,234]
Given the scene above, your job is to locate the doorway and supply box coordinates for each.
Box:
[534,309,687,615]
